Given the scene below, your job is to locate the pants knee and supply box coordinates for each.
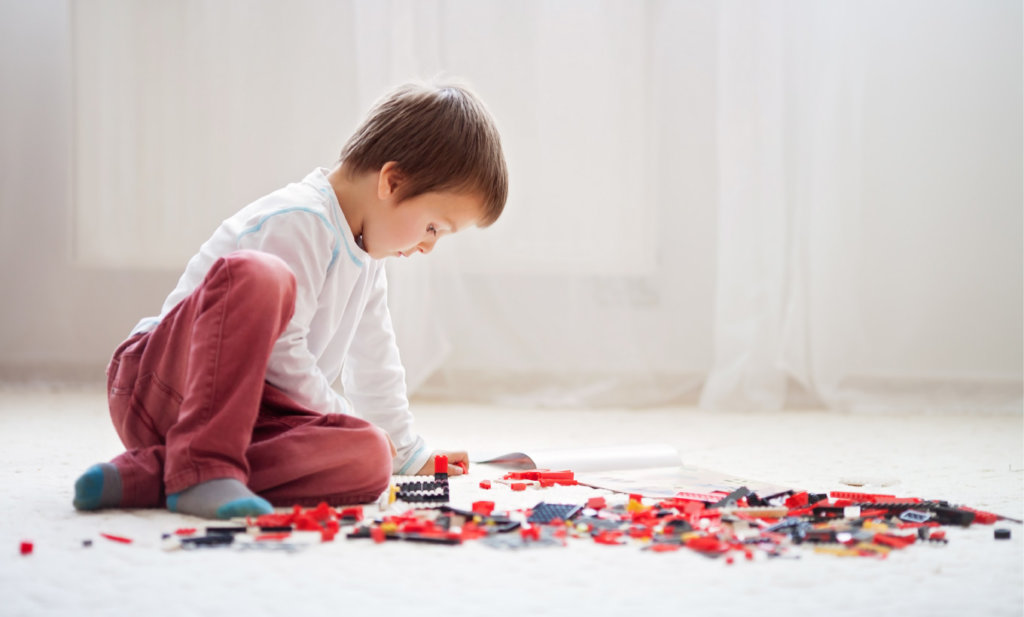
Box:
[217,250,297,327]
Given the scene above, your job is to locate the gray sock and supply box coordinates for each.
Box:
[166,478,273,520]
[73,463,122,510]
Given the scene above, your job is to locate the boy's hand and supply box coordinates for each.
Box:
[415,451,469,476]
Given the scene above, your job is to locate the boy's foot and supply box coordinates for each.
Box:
[73,463,123,510]
[166,478,273,520]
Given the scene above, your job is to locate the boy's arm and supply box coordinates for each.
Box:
[342,265,433,475]
[237,211,352,419]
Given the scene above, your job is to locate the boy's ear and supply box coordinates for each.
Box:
[377,161,404,201]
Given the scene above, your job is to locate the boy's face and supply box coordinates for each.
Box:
[362,189,484,260]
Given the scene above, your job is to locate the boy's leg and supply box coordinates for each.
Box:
[75,333,168,509]
[76,250,296,517]
[245,384,393,507]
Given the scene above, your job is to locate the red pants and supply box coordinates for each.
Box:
[106,250,392,507]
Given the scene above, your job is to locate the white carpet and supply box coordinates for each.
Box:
[1,387,1021,617]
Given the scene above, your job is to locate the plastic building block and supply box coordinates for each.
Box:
[962,507,1000,525]
[873,533,916,549]
[396,490,449,503]
[648,543,681,553]
[100,533,133,544]
[685,536,730,554]
[174,528,197,536]
[828,491,898,503]
[586,497,607,510]
[459,521,488,540]
[994,528,1011,539]
[206,526,247,535]
[722,506,788,518]
[338,506,364,522]
[434,454,449,480]
[396,480,449,492]
[784,492,809,509]
[401,532,462,545]
[593,530,625,545]
[626,497,648,514]
[19,541,32,555]
[898,510,932,524]
[472,501,496,516]
[528,503,583,524]
[180,534,235,549]
[82,539,93,548]
[510,482,527,491]
[454,461,468,475]
[930,505,975,527]
[710,487,751,509]
[479,480,492,490]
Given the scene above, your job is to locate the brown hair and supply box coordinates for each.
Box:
[339,81,508,227]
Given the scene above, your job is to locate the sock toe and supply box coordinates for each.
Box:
[215,496,274,520]
[73,465,105,510]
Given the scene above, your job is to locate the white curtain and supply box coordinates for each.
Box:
[72,0,1023,412]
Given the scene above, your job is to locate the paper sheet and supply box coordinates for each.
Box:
[474,443,793,498]
[474,443,682,473]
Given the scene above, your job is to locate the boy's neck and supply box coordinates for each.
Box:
[327,164,370,243]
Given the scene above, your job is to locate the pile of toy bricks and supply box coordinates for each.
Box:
[161,465,1015,559]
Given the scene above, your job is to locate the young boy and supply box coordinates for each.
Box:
[72,81,508,519]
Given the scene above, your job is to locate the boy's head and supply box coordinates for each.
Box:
[339,81,508,228]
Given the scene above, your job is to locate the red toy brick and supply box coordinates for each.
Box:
[510,482,527,491]
[784,492,809,508]
[434,454,448,475]
[338,506,364,522]
[310,502,333,521]
[873,533,917,549]
[472,501,495,516]
[19,541,33,555]
[829,491,897,503]
[460,521,488,540]
[100,533,133,544]
[587,497,607,510]
[593,530,624,545]
[961,507,999,525]
[479,480,492,490]
[685,536,730,554]
[650,543,680,553]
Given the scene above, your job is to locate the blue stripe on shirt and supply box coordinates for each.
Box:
[396,443,427,475]
[236,207,362,269]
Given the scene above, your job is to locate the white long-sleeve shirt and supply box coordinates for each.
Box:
[131,168,429,475]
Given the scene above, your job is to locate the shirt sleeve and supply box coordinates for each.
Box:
[341,264,430,475]
[236,210,351,419]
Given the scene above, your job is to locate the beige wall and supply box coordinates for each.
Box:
[1,0,1020,400]
[0,0,178,381]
